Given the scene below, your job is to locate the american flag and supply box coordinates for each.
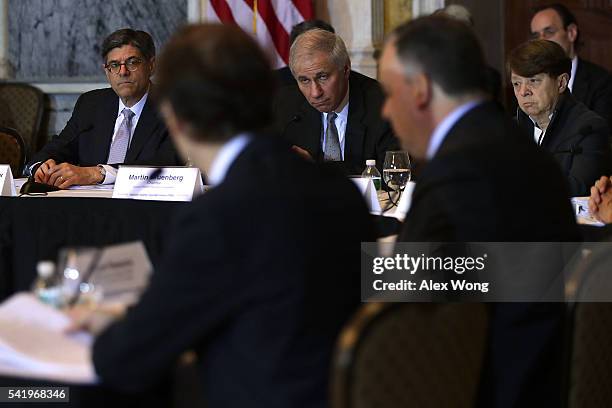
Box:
[206,0,314,68]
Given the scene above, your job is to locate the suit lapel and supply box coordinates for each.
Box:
[344,76,365,167]
[125,97,160,163]
[91,90,117,164]
[572,58,589,102]
[297,100,324,160]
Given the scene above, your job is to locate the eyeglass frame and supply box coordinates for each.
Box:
[104,57,145,74]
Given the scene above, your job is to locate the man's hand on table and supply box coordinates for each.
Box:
[35,159,103,188]
[291,145,314,161]
[589,175,612,224]
[65,303,126,336]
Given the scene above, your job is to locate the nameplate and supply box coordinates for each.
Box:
[0,165,16,197]
[351,177,382,214]
[59,241,152,306]
[113,166,204,202]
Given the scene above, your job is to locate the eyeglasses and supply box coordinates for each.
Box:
[104,57,143,74]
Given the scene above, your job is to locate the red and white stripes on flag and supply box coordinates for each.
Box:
[206,0,314,68]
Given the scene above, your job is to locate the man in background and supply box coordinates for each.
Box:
[276,19,335,87]
[28,29,181,188]
[530,3,612,131]
[274,29,399,174]
[380,16,579,407]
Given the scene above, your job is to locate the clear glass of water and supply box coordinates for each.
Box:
[383,151,411,192]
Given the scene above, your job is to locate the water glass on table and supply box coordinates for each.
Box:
[383,151,411,208]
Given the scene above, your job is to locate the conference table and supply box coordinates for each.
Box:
[0,181,187,301]
[0,181,189,407]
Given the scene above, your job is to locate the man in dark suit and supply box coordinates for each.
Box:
[274,29,399,175]
[28,29,180,188]
[530,4,612,131]
[79,24,373,407]
[380,17,580,407]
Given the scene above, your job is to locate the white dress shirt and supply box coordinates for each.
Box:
[100,92,149,184]
[207,133,252,186]
[530,113,554,145]
[321,90,350,159]
[568,56,578,93]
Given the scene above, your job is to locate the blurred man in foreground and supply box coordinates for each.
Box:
[380,16,579,407]
[509,39,610,197]
[84,23,373,407]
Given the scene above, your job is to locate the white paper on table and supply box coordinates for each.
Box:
[382,181,416,221]
[351,177,382,214]
[113,166,203,202]
[0,293,97,384]
[572,196,605,226]
[0,165,16,197]
[68,184,115,191]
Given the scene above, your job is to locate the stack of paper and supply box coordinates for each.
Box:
[0,293,97,384]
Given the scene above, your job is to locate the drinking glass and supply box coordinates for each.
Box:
[383,151,411,192]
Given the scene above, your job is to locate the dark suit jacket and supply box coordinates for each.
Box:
[92,136,374,407]
[517,93,611,197]
[29,88,181,168]
[573,58,612,132]
[399,102,580,407]
[275,66,295,87]
[274,71,399,174]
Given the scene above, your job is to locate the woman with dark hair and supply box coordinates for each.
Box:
[508,39,610,196]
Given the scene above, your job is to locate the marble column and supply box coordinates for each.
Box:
[327,0,384,79]
[0,0,10,79]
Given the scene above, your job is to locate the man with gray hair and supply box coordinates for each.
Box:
[274,28,398,174]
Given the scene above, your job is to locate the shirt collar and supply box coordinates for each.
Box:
[207,133,252,186]
[528,112,554,129]
[426,100,482,159]
[118,92,148,118]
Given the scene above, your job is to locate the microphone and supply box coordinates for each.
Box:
[20,124,95,195]
[552,125,593,155]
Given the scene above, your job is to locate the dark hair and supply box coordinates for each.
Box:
[289,19,335,45]
[507,40,571,78]
[156,24,276,142]
[391,16,487,96]
[101,28,156,61]
[532,3,580,47]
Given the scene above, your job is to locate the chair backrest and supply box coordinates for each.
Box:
[565,246,612,408]
[0,83,44,156]
[331,302,488,408]
[0,126,26,177]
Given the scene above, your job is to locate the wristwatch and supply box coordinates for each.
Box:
[97,165,106,184]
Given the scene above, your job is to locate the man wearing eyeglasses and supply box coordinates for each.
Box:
[27,28,181,188]
[530,4,612,132]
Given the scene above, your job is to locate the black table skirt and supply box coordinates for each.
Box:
[0,196,185,300]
